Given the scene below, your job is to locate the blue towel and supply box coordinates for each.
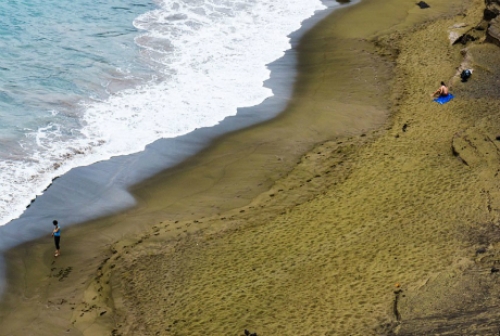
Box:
[434,93,454,104]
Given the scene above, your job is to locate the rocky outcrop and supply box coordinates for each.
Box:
[484,0,500,20]
[448,23,472,45]
[482,1,500,46]
[486,16,500,46]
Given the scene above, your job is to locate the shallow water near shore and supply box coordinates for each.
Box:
[0,0,329,227]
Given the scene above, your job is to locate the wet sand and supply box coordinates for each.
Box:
[2,0,500,335]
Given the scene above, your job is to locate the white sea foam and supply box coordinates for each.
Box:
[0,0,328,226]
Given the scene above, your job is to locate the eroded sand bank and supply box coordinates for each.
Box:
[2,0,500,335]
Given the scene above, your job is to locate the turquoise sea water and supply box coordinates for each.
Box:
[0,0,160,225]
[0,0,155,137]
[0,0,328,227]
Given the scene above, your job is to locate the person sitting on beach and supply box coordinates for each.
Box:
[51,220,61,257]
[433,81,449,97]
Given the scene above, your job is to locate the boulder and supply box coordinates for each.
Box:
[486,16,500,46]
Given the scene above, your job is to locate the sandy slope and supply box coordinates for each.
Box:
[104,0,500,335]
[3,0,500,335]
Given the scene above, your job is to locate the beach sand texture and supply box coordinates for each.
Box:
[2,0,500,335]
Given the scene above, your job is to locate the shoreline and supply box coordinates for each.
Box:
[3,0,500,335]
[0,0,327,229]
[0,0,340,258]
[0,1,391,333]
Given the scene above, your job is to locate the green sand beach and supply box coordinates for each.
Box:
[2,0,500,334]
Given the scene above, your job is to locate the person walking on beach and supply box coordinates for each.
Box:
[433,81,449,97]
[51,220,61,257]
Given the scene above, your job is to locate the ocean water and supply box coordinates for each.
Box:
[0,0,332,227]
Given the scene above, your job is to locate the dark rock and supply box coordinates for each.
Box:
[484,8,498,20]
[453,34,476,45]
[417,1,430,9]
[491,267,499,273]
[402,123,408,132]
[484,0,500,20]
